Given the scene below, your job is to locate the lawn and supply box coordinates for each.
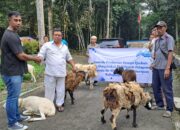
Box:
[0,77,4,91]
[0,62,45,91]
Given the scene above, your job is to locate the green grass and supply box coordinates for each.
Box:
[0,77,5,90]
[0,62,45,91]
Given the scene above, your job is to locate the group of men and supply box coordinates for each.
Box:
[0,11,76,130]
[0,11,175,130]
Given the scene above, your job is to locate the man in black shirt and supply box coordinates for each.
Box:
[0,11,41,130]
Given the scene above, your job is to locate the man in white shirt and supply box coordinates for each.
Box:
[86,35,99,57]
[38,28,75,112]
[86,36,99,86]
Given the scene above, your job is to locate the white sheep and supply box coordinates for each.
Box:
[3,96,56,122]
[19,96,56,121]
[75,63,97,89]
[27,64,36,82]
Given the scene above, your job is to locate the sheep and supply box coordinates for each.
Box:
[65,71,86,104]
[100,82,152,130]
[113,67,136,83]
[75,63,97,89]
[19,96,55,121]
[18,96,56,122]
[27,64,36,82]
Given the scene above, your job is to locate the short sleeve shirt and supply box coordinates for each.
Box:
[38,41,72,77]
[153,33,175,69]
[0,29,28,75]
[86,44,100,55]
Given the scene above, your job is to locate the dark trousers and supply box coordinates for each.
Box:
[152,68,174,112]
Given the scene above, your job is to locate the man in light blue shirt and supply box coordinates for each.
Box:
[62,39,68,46]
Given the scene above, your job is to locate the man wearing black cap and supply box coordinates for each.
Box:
[151,21,174,118]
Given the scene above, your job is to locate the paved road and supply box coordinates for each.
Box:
[0,84,174,130]
[0,55,176,130]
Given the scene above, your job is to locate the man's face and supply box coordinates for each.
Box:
[44,36,49,43]
[53,31,62,42]
[91,38,97,44]
[9,15,22,30]
[151,28,158,36]
[157,26,167,36]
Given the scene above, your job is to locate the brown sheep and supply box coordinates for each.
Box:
[65,71,86,104]
[75,63,97,89]
[113,67,136,82]
[101,82,152,130]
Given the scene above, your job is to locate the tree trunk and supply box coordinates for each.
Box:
[89,0,92,41]
[75,22,85,50]
[36,0,45,47]
[106,0,110,38]
[175,10,179,41]
[118,25,121,38]
[62,1,68,38]
[48,4,53,40]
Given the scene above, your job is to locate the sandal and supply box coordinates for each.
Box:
[57,106,64,112]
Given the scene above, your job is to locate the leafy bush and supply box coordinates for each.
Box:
[23,40,39,54]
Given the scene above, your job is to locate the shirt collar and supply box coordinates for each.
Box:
[160,32,167,40]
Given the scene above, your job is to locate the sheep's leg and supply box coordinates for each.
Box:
[32,72,36,82]
[85,79,90,85]
[23,110,33,116]
[89,78,94,90]
[63,90,68,106]
[110,109,120,130]
[3,103,6,109]
[23,110,40,116]
[101,108,107,124]
[68,91,75,104]
[28,111,46,122]
[126,109,130,119]
[132,107,138,127]
[29,71,36,82]
[65,90,67,100]
[85,73,90,85]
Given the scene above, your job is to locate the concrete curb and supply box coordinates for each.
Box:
[0,86,42,105]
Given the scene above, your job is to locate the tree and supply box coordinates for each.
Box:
[0,0,179,49]
[106,0,110,38]
[143,0,180,41]
[36,0,45,46]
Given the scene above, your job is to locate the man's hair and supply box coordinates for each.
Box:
[91,35,97,39]
[8,11,21,18]
[43,35,49,38]
[53,28,61,34]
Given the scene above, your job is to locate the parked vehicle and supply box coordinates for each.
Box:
[98,38,126,48]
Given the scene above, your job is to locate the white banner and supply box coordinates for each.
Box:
[89,48,153,83]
